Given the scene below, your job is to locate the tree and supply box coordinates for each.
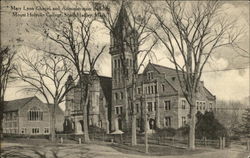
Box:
[196,111,227,139]
[149,1,243,149]
[26,1,106,142]
[241,108,250,137]
[0,46,15,138]
[97,1,158,146]
[15,53,76,141]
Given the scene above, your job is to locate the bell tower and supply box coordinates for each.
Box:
[110,4,138,131]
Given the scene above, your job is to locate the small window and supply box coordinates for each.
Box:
[32,128,40,134]
[147,72,153,80]
[44,128,49,134]
[21,128,26,134]
[164,101,171,110]
[172,77,176,81]
[115,106,123,114]
[165,117,171,127]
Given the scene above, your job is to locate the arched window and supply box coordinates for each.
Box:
[28,107,43,121]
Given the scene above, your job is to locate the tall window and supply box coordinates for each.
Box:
[154,102,157,111]
[120,92,123,100]
[155,85,158,93]
[118,59,120,68]
[114,59,117,68]
[182,116,186,126]
[136,104,140,113]
[162,84,165,92]
[164,101,171,110]
[114,93,118,100]
[28,107,43,121]
[165,117,171,127]
[182,100,186,109]
[136,119,140,128]
[151,85,154,94]
[147,102,153,112]
[137,87,141,94]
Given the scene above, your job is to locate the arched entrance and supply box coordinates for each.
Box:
[149,118,156,130]
[75,121,83,134]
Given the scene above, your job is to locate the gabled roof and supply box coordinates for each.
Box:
[144,62,215,100]
[4,96,37,112]
[4,96,65,113]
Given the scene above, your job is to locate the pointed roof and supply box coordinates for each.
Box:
[114,3,131,31]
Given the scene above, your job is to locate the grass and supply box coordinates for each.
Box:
[110,143,209,156]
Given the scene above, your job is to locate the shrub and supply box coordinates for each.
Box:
[154,127,176,137]
[196,111,228,139]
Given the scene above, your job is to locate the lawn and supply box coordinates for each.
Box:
[1,138,249,158]
[109,143,208,156]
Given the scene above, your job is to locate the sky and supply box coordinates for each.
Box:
[1,1,249,108]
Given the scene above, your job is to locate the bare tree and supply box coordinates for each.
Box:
[0,46,15,138]
[15,53,76,141]
[26,1,107,142]
[149,1,244,149]
[96,1,158,147]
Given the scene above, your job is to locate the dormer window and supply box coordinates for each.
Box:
[147,71,153,80]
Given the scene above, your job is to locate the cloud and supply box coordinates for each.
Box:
[202,66,249,101]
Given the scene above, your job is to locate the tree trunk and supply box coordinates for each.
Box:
[50,103,56,142]
[124,79,129,127]
[189,105,196,150]
[83,99,90,143]
[79,76,90,143]
[131,74,137,146]
[144,108,148,153]
[0,99,3,140]
[131,114,137,146]
[83,85,90,143]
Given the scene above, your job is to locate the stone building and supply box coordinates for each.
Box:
[2,96,64,135]
[64,5,216,134]
[64,74,112,134]
[109,6,216,132]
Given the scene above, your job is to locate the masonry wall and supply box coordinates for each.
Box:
[18,98,50,135]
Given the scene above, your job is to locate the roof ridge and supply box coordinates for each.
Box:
[5,96,36,102]
[151,63,177,71]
